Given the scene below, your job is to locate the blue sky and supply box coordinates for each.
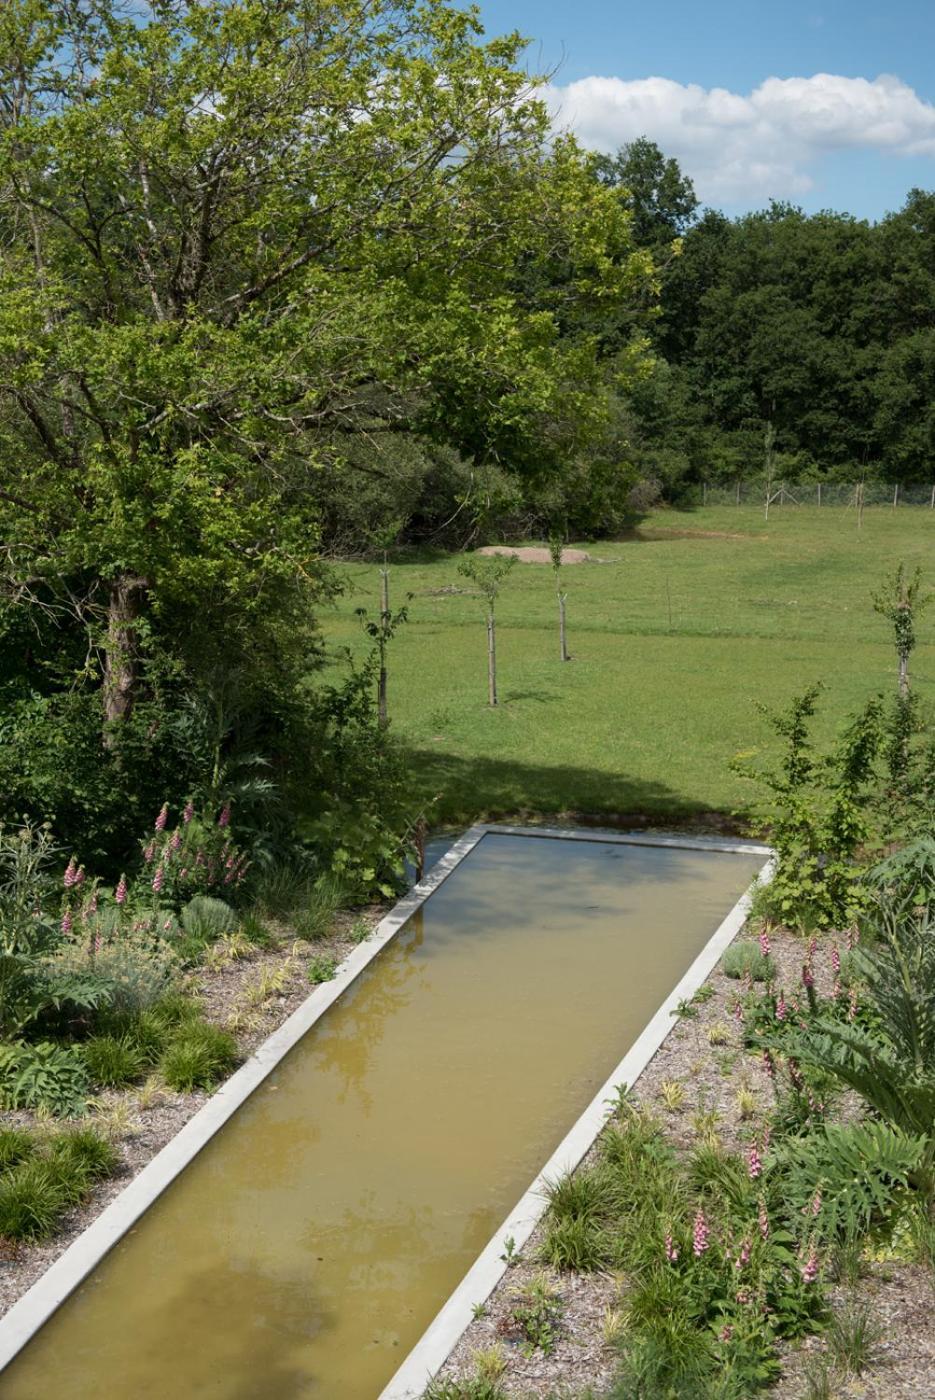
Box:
[476,0,935,219]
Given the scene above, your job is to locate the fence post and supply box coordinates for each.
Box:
[736,479,741,506]
[930,483,934,509]
[893,482,899,510]
[703,481,708,507]
[817,482,821,507]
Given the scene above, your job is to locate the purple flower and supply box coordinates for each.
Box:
[848,987,859,1022]
[155,803,169,832]
[759,927,771,958]
[153,865,165,893]
[144,841,155,863]
[63,856,78,889]
[183,799,194,824]
[831,944,841,975]
[762,1049,775,1079]
[88,891,99,916]
[664,1232,679,1263]
[719,1325,733,1343]
[747,1141,762,1179]
[115,874,128,906]
[61,907,73,936]
[170,829,182,852]
[75,865,85,887]
[775,991,787,1022]
[802,962,814,990]
[735,1238,751,1270]
[218,802,231,829]
[693,1210,710,1257]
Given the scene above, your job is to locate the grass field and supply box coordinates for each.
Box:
[320,505,935,828]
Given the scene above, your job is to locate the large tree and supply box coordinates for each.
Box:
[0,0,652,758]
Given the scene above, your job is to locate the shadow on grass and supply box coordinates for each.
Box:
[406,747,751,835]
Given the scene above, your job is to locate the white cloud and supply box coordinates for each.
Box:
[544,73,935,204]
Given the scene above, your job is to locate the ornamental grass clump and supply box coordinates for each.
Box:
[82,1034,147,1089]
[159,1021,238,1092]
[0,1126,118,1241]
[722,941,775,983]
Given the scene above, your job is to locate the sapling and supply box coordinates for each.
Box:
[458,553,516,706]
[548,533,570,662]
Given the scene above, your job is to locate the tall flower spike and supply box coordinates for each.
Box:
[692,1209,710,1256]
[759,927,770,958]
[155,803,169,832]
[61,907,73,936]
[63,856,78,889]
[183,799,194,824]
[153,865,165,894]
[115,874,128,906]
[218,802,231,829]
[747,1140,762,1179]
[75,865,85,887]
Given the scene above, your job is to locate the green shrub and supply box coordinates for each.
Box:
[149,992,202,1029]
[0,1161,69,1240]
[539,1214,610,1272]
[307,954,337,985]
[503,1275,563,1355]
[82,1035,146,1088]
[160,1022,238,1091]
[0,1127,37,1172]
[180,895,237,948]
[0,1041,90,1116]
[721,942,775,983]
[49,929,178,1014]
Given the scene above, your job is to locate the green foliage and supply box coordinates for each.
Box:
[179,895,238,948]
[48,927,178,1016]
[82,1035,146,1089]
[0,1126,118,1241]
[159,1022,238,1092]
[733,685,884,930]
[721,942,775,982]
[825,1300,882,1376]
[422,1378,506,1400]
[0,1041,90,1117]
[307,955,338,986]
[502,1275,564,1355]
[0,1128,37,1172]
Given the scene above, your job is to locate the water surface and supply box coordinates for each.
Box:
[1,834,763,1399]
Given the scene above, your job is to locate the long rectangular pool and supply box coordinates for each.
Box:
[0,832,765,1398]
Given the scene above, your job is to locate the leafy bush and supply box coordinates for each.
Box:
[160,1022,238,1091]
[82,1035,146,1088]
[307,955,338,985]
[49,927,178,1015]
[499,1275,563,1355]
[96,1008,168,1064]
[180,895,238,945]
[0,1041,90,1116]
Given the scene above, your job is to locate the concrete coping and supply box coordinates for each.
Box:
[0,824,773,1385]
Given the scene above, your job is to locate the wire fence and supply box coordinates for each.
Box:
[689,479,935,510]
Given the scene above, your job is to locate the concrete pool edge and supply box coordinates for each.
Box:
[0,823,492,1373]
[379,834,775,1400]
[0,825,773,1380]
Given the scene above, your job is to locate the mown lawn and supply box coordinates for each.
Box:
[319,505,935,826]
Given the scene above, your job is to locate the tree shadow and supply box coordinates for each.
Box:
[404,748,750,833]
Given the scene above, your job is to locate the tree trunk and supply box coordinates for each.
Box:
[487,610,497,706]
[898,645,910,698]
[102,573,149,744]
[378,565,389,730]
[558,591,569,661]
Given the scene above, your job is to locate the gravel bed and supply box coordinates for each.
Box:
[437,924,935,1399]
[0,904,384,1320]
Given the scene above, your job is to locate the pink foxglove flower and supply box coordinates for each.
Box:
[664,1232,678,1263]
[810,1188,822,1217]
[775,991,787,1022]
[831,944,841,974]
[183,799,194,824]
[170,829,182,852]
[758,1198,769,1239]
[692,1210,710,1257]
[762,1049,775,1079]
[801,1244,820,1283]
[719,1325,733,1343]
[115,874,128,906]
[848,987,859,1022]
[144,841,155,863]
[61,907,73,935]
[802,962,814,989]
[747,1141,762,1179]
[155,803,169,831]
[75,865,85,887]
[735,1238,751,1269]
[64,856,78,888]
[88,891,98,916]
[153,865,165,893]
[218,802,231,829]
[759,927,771,958]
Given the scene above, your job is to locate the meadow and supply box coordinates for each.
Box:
[321,504,935,828]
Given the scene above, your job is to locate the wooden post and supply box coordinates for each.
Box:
[487,611,497,707]
[930,483,935,509]
[703,481,708,506]
[817,482,821,508]
[735,479,741,506]
[856,481,864,531]
[378,561,389,730]
[558,592,569,662]
[893,482,899,510]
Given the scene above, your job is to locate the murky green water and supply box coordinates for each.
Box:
[0,834,763,1399]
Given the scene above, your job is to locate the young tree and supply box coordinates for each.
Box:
[548,534,570,662]
[873,564,929,698]
[458,554,516,706]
